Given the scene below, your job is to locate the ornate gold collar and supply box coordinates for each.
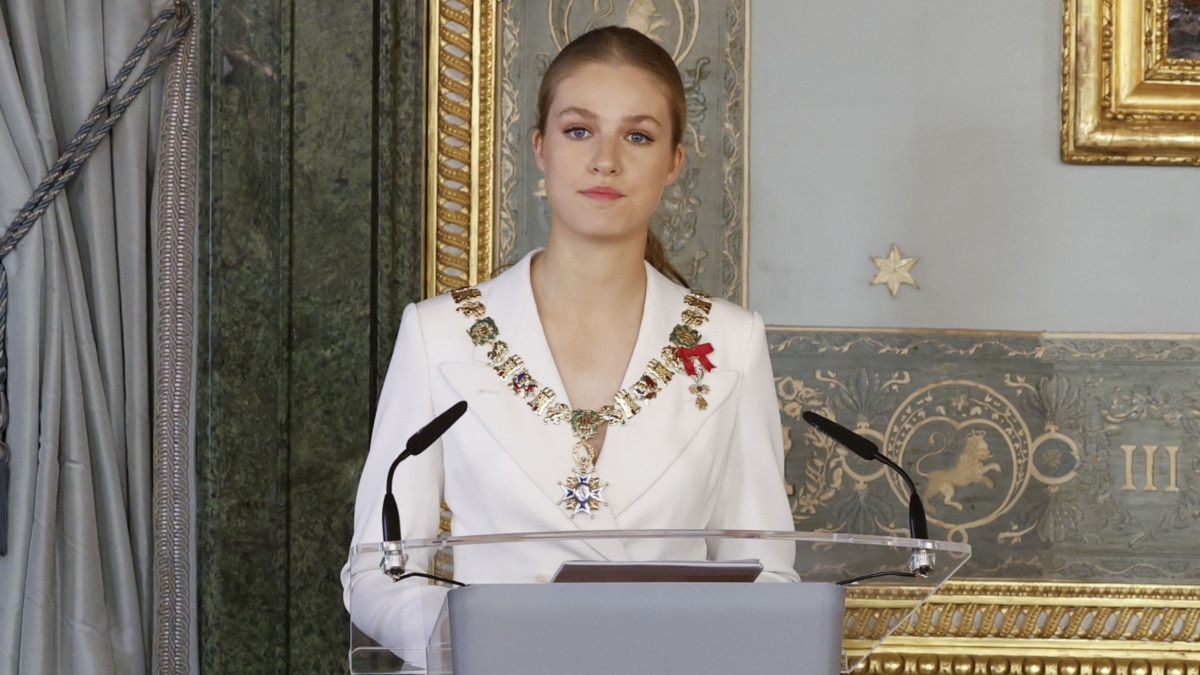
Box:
[451,285,717,517]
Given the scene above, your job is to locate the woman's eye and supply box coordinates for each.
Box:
[628,131,652,144]
[565,126,589,139]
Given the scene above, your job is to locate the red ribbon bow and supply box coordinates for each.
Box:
[675,343,715,377]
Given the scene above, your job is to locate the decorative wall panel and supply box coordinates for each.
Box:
[773,328,1200,582]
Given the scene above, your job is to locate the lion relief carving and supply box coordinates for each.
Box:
[915,429,1003,512]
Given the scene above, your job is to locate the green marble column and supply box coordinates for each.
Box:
[199,1,424,672]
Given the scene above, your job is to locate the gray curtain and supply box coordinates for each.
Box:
[0,1,176,672]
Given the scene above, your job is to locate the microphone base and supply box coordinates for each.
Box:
[908,549,935,578]
[380,541,408,581]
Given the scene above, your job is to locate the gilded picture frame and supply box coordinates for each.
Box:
[424,2,1200,672]
[1062,0,1200,165]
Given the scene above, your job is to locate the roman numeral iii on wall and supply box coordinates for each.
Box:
[1120,445,1181,493]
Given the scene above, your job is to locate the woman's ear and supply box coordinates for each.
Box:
[667,143,685,184]
[532,129,545,171]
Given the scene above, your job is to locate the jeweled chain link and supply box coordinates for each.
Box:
[451,284,716,515]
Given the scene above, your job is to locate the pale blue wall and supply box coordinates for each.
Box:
[749,1,1200,333]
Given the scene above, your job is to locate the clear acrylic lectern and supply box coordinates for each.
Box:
[345,529,970,674]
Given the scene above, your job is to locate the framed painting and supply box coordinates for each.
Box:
[423,1,1200,672]
[1063,0,1200,165]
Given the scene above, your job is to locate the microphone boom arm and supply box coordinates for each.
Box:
[800,410,934,577]
[380,400,468,580]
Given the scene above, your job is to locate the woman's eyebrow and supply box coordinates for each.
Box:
[557,106,597,120]
[556,107,663,127]
[622,114,662,127]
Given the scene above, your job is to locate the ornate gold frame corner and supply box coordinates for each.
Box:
[424,0,498,297]
[1062,0,1200,165]
[425,2,1200,670]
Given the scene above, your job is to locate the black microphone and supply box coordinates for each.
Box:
[381,400,468,580]
[801,410,934,576]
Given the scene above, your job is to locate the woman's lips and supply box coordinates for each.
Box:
[580,186,624,200]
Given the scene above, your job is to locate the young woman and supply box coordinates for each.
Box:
[343,25,797,655]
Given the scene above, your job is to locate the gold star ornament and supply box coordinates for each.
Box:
[870,244,920,298]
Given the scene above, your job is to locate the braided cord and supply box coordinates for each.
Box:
[0,4,194,555]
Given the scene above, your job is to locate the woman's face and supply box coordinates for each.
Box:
[533,61,685,245]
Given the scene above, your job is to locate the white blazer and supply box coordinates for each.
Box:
[342,252,797,652]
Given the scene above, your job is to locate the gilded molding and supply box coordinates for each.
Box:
[425,0,497,296]
[1062,0,1200,165]
[849,581,1200,672]
[854,653,1199,675]
[850,581,1200,641]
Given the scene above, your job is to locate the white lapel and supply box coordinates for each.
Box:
[598,265,740,517]
[439,252,628,559]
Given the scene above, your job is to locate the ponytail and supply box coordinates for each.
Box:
[645,230,689,288]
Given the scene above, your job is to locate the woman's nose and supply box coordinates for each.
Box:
[589,138,620,175]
